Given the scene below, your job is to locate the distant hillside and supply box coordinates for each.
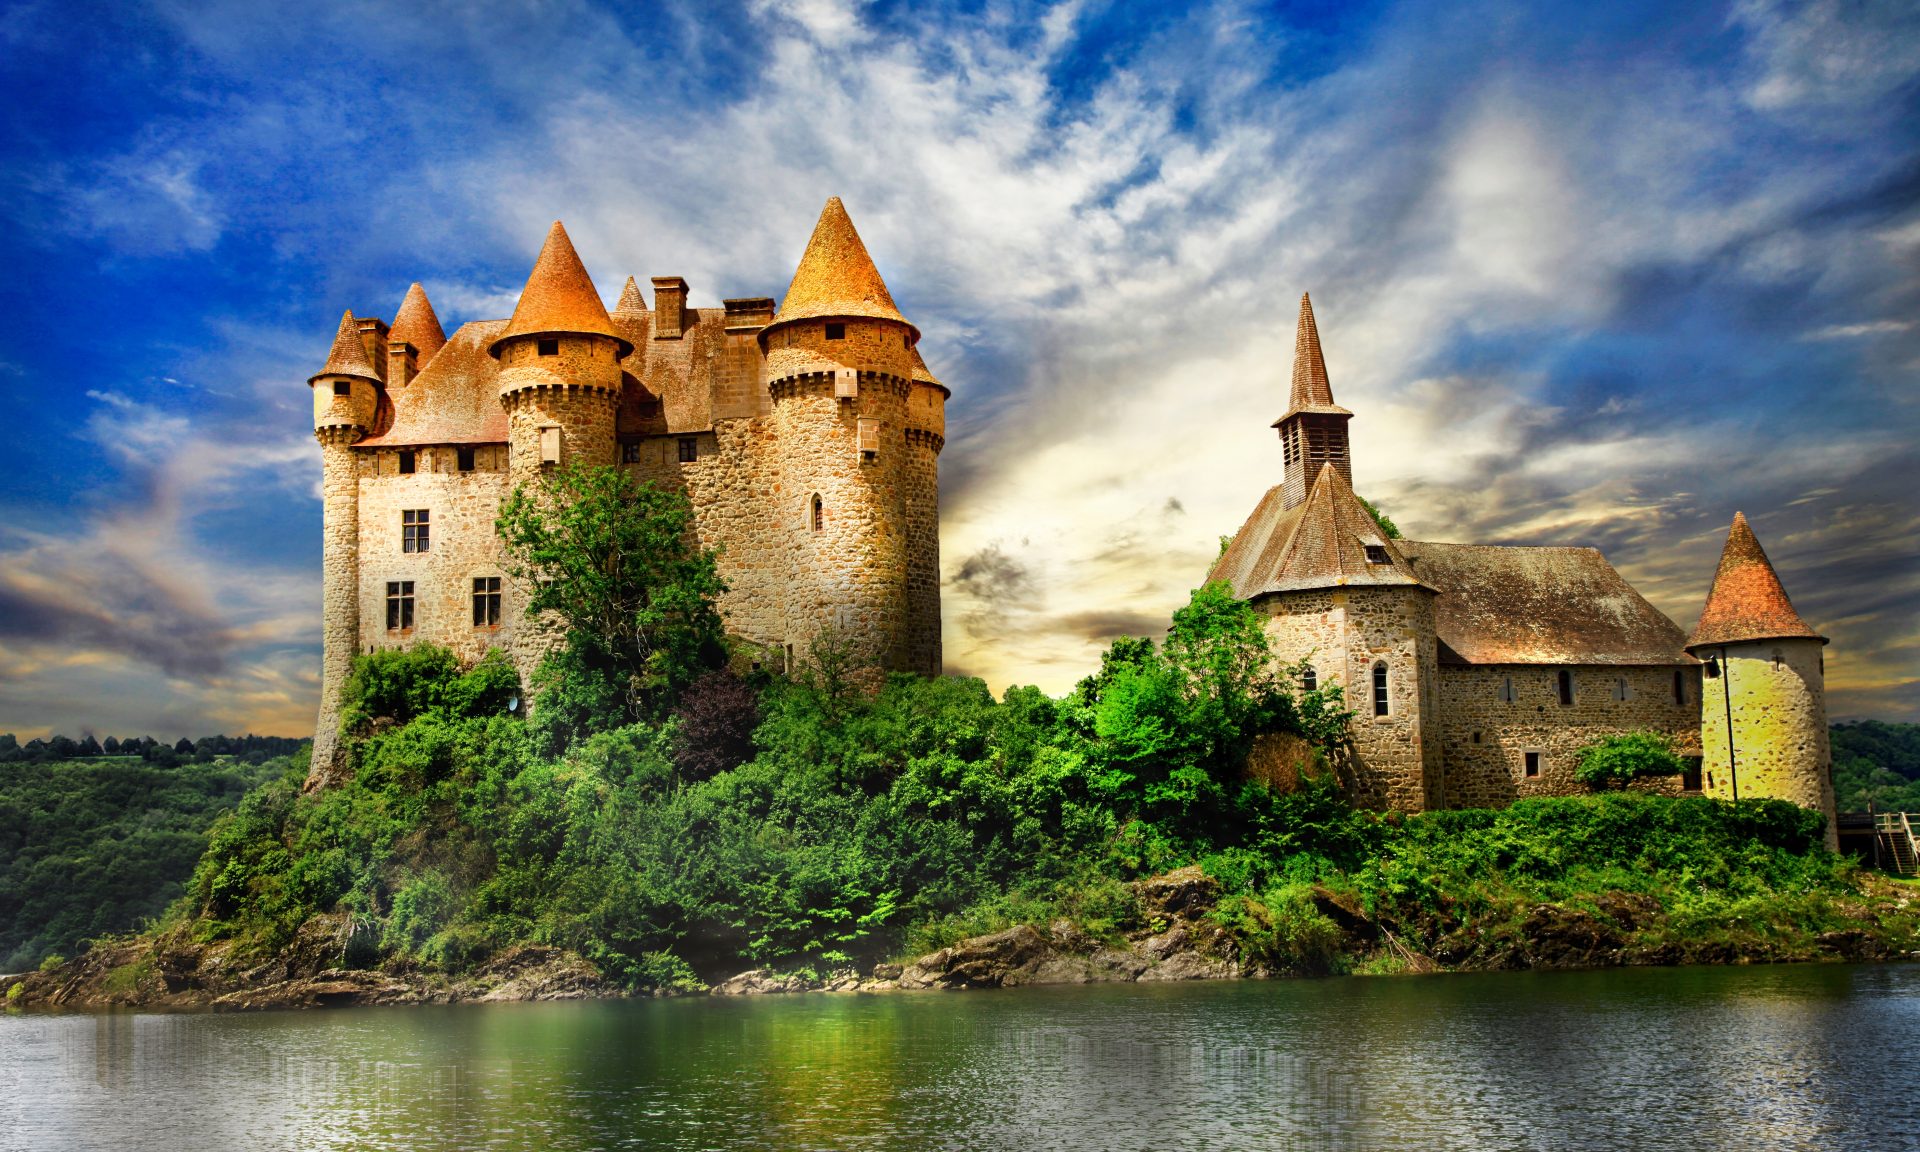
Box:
[1832,722,1920,813]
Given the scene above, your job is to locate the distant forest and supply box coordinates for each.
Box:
[0,732,307,766]
[1831,721,1920,813]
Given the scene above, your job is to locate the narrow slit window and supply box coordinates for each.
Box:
[1673,669,1687,705]
[1614,676,1631,702]
[1556,669,1573,706]
[457,446,476,472]
[402,509,429,553]
[385,581,415,631]
[1301,665,1317,693]
[1372,663,1389,717]
[1472,730,1483,745]
[472,576,502,628]
[678,437,697,463]
[1499,675,1514,703]
[537,338,559,356]
[811,494,824,533]
[398,450,416,475]
[824,322,845,340]
[1524,750,1541,778]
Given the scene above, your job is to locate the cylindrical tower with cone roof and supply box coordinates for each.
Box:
[761,197,923,674]
[308,310,386,786]
[1687,512,1835,847]
[904,347,948,674]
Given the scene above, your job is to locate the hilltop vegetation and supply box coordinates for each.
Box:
[1832,721,1920,813]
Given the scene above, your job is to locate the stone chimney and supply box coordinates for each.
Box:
[355,317,391,382]
[652,276,688,339]
[386,337,418,388]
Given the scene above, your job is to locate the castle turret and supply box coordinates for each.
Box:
[1273,293,1353,510]
[905,347,948,673]
[1687,513,1835,846]
[308,310,386,787]
[387,282,446,388]
[489,221,630,489]
[760,197,924,673]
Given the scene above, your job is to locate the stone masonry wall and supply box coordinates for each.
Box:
[1700,638,1835,846]
[1438,664,1702,807]
[310,428,361,785]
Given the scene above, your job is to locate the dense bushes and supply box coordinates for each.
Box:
[1574,730,1688,788]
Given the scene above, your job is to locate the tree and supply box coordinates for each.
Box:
[174,737,195,755]
[672,670,762,780]
[1357,496,1401,540]
[1574,730,1687,789]
[496,463,728,743]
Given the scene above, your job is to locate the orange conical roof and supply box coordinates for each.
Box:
[488,221,632,357]
[389,283,446,364]
[614,275,647,314]
[1687,513,1824,649]
[1278,293,1350,420]
[309,310,382,385]
[769,197,915,335]
[910,346,941,386]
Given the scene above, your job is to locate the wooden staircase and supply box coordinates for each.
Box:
[1874,813,1920,878]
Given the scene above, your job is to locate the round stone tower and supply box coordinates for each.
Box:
[904,348,948,675]
[307,309,387,787]
[761,197,920,673]
[1687,512,1835,847]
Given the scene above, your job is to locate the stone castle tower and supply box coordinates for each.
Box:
[1686,513,1836,845]
[305,199,946,786]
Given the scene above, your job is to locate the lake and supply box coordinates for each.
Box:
[2,963,1916,1151]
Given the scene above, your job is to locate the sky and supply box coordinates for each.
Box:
[0,0,1916,741]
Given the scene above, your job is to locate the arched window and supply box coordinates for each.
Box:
[1301,665,1317,693]
[810,494,824,533]
[1556,669,1573,706]
[1372,662,1389,717]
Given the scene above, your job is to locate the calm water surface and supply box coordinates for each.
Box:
[2,963,1917,1151]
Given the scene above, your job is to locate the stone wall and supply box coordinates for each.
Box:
[1699,637,1835,846]
[1438,663,1703,807]
[310,428,361,786]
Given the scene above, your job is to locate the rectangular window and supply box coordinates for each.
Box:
[1471,730,1483,745]
[402,509,429,553]
[398,450,416,475]
[1557,669,1574,706]
[1364,544,1391,565]
[332,381,351,396]
[537,338,559,356]
[1673,669,1687,705]
[1681,757,1703,792]
[385,581,415,631]
[457,446,475,472]
[1371,664,1389,717]
[472,576,502,628]
[824,322,845,340]
[540,426,561,465]
[1523,751,1541,778]
[678,437,697,463]
[622,442,642,464]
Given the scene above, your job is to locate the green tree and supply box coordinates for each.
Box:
[1574,730,1687,789]
[496,463,728,744]
[1357,496,1401,539]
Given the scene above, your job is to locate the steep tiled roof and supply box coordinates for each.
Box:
[1396,541,1694,665]
[489,221,632,357]
[769,197,915,334]
[310,310,382,385]
[909,346,952,396]
[359,321,510,446]
[612,308,723,434]
[1209,464,1425,596]
[614,276,647,314]
[388,283,447,365]
[1276,292,1350,422]
[1687,513,1824,649]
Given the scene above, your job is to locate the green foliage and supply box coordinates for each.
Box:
[1574,730,1688,788]
[1831,721,1920,812]
[343,646,520,732]
[37,953,65,973]
[496,463,727,746]
[1357,496,1401,539]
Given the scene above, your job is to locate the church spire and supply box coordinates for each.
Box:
[1272,292,1353,510]
[1687,513,1825,649]
[1288,292,1337,412]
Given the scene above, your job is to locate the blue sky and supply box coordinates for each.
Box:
[0,0,1915,739]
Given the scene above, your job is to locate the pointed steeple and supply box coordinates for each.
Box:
[1282,293,1349,418]
[488,221,632,357]
[614,275,647,314]
[1688,513,1824,649]
[309,310,382,384]
[388,283,446,365]
[770,197,915,335]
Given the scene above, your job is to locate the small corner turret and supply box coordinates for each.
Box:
[1273,293,1354,510]
[310,309,385,440]
[387,283,447,388]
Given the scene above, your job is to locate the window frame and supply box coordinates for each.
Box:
[1371,662,1389,717]
[457,446,476,473]
[1523,749,1542,778]
[472,576,502,629]
[678,437,697,463]
[402,508,430,554]
[385,580,415,632]
[1301,665,1317,693]
[398,450,416,475]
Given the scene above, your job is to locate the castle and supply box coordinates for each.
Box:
[1211,295,1837,842]
[306,199,946,781]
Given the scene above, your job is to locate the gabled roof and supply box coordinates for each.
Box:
[359,321,510,446]
[1209,464,1425,596]
[1687,512,1824,649]
[310,310,382,385]
[489,221,632,357]
[768,197,915,335]
[614,276,647,314]
[1396,541,1694,666]
[389,283,447,365]
[1274,292,1351,424]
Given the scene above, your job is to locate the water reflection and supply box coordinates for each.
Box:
[2,964,1915,1151]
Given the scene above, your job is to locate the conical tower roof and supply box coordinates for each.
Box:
[1277,292,1351,421]
[769,197,915,336]
[614,276,647,314]
[389,283,446,364]
[309,310,382,385]
[488,221,632,357]
[1210,463,1425,596]
[910,346,942,386]
[1687,513,1824,649]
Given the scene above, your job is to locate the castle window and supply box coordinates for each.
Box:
[824,322,845,340]
[1499,676,1514,703]
[458,446,476,472]
[1673,669,1687,705]
[537,339,559,356]
[1472,730,1483,744]
[1364,544,1391,565]
[472,577,502,628]
[1524,750,1541,778]
[1681,758,1703,791]
[678,437,698,463]
[1772,648,1783,670]
[333,381,351,396]
[1301,665,1317,693]
[399,451,416,475]
[622,442,642,464]
[1556,669,1573,706]
[1372,662,1389,716]
[539,425,561,465]
[385,581,415,631]
[402,509,429,553]
[811,494,824,533]
[1702,657,1720,679]
[1614,676,1631,702]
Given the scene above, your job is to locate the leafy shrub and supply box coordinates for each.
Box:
[1575,730,1687,788]
[673,671,761,781]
